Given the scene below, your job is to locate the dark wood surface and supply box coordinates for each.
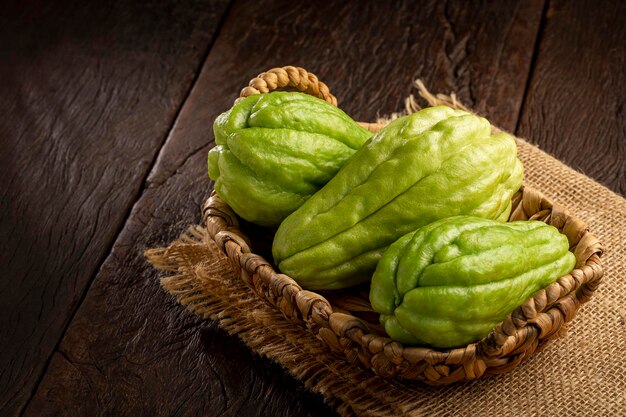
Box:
[1,0,624,416]
[516,0,626,194]
[0,1,230,415]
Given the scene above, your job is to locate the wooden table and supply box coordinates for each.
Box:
[1,1,624,416]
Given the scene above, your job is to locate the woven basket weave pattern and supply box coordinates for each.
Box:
[203,67,603,385]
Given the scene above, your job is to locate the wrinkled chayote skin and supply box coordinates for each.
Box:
[370,216,576,348]
[208,92,372,226]
[272,106,524,289]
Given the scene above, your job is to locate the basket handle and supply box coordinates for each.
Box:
[237,66,384,133]
[237,66,338,106]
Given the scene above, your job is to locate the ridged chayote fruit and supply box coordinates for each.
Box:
[208,92,372,226]
[273,106,524,289]
[370,216,576,348]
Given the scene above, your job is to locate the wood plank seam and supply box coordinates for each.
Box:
[514,0,550,135]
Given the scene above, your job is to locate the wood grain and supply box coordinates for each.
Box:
[0,0,230,415]
[22,1,545,416]
[516,0,626,195]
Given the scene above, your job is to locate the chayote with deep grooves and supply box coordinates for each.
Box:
[369,216,576,348]
[272,106,524,289]
[208,92,372,226]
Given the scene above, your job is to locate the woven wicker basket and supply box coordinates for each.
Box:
[203,66,604,385]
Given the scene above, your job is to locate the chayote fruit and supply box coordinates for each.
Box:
[208,92,372,226]
[272,106,524,289]
[370,216,576,348]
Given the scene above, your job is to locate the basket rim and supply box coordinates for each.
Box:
[202,185,604,383]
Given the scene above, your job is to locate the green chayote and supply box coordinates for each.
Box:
[370,216,576,348]
[208,92,372,226]
[272,106,524,289]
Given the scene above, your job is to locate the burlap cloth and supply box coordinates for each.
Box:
[146,99,626,416]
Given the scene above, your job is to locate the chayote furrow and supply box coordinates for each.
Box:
[273,106,524,289]
[208,92,372,226]
[369,216,576,348]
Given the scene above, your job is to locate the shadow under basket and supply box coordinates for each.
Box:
[203,66,604,386]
